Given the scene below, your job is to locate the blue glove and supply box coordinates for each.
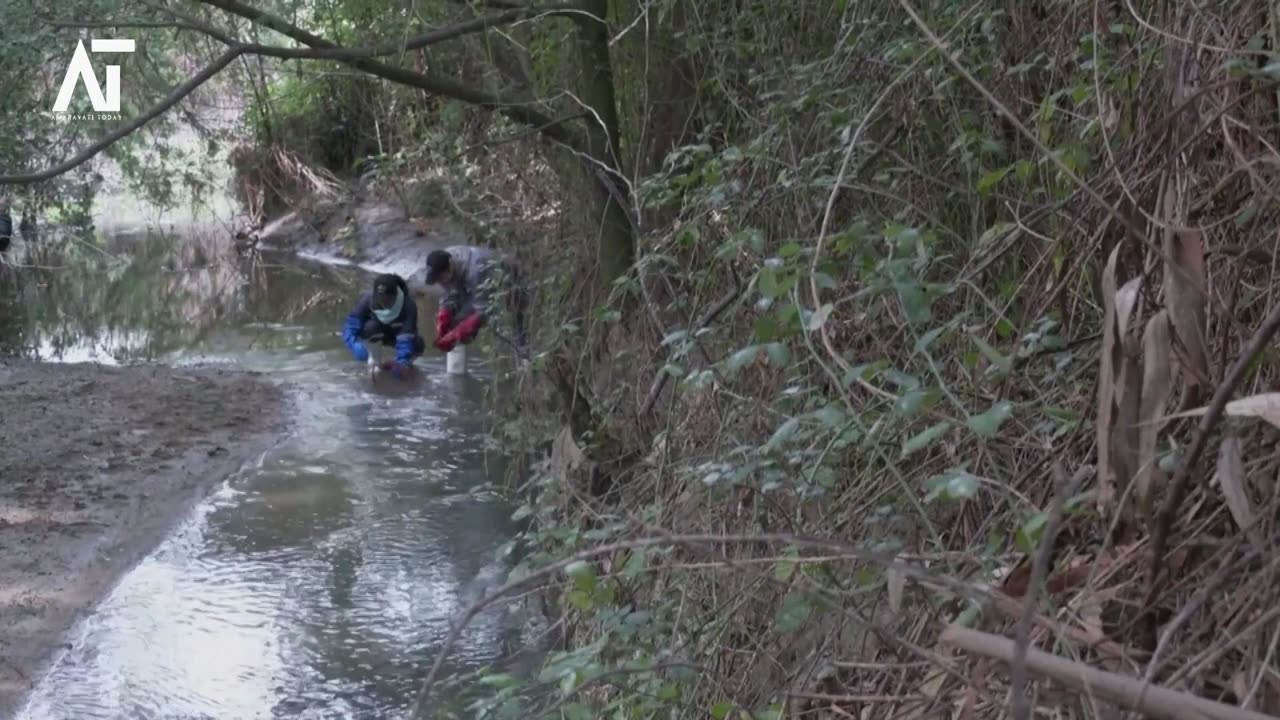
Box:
[350,341,369,363]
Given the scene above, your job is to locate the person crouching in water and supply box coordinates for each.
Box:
[341,273,426,378]
[424,245,528,356]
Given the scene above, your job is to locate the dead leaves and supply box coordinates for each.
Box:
[1214,431,1264,553]
[1096,246,1121,512]
[1167,393,1280,428]
[1095,198,1211,529]
[1096,244,1173,525]
[551,424,585,479]
[1165,229,1210,389]
[1137,311,1173,524]
[1160,396,1277,549]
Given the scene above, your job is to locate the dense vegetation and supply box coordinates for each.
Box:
[7,0,1280,717]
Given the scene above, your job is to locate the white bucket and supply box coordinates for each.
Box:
[446,345,467,375]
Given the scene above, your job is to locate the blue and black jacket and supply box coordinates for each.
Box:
[341,278,422,365]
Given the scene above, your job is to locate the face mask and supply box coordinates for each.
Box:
[373,288,404,324]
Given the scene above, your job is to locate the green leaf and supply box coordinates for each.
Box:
[764,342,791,366]
[811,404,847,428]
[977,221,1017,251]
[884,369,921,390]
[808,303,835,331]
[774,546,801,581]
[563,704,594,720]
[774,592,813,633]
[759,267,781,299]
[479,672,521,687]
[843,360,888,386]
[1015,512,1048,554]
[976,165,1011,195]
[952,601,984,628]
[711,702,735,720]
[967,401,1014,438]
[661,330,689,346]
[972,336,1012,374]
[738,227,765,254]
[754,315,780,342]
[894,389,937,417]
[895,281,932,324]
[619,550,647,580]
[565,560,596,592]
[902,422,951,457]
[727,345,761,374]
[560,669,581,695]
[914,325,947,353]
[566,589,594,611]
[763,417,801,453]
[925,470,980,502]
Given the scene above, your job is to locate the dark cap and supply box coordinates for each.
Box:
[371,273,401,308]
[424,249,451,285]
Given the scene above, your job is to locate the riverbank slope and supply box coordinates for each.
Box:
[0,359,287,716]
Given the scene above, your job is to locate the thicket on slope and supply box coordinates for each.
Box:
[418,0,1280,718]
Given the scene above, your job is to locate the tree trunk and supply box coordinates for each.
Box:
[573,0,634,301]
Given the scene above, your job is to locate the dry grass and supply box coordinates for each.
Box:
[465,1,1280,718]
[222,0,1280,716]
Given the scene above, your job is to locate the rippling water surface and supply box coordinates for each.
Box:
[2,246,540,719]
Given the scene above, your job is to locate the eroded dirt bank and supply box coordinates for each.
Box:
[0,359,287,716]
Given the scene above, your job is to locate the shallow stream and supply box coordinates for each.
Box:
[0,234,540,719]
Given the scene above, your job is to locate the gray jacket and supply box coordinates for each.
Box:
[439,245,509,320]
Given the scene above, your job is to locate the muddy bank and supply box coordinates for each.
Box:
[255,179,469,290]
[0,359,287,717]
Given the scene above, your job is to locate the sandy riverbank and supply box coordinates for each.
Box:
[0,359,287,717]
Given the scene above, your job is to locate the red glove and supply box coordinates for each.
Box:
[444,313,483,345]
[434,307,453,339]
[381,360,409,378]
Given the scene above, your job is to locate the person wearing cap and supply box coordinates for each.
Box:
[425,245,528,354]
[341,273,426,378]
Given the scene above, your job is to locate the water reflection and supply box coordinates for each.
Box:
[0,231,365,364]
[10,233,540,719]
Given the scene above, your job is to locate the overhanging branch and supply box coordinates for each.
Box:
[45,3,575,61]
[2,1,590,185]
[240,5,577,60]
[196,0,584,147]
[0,49,242,185]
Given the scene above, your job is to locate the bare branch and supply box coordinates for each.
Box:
[0,49,242,185]
[215,3,579,60]
[2,0,590,186]
[196,0,583,147]
[43,3,576,60]
[1010,464,1086,720]
[641,285,743,417]
[1144,297,1280,635]
[942,625,1275,720]
[45,19,211,32]
[408,531,958,716]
